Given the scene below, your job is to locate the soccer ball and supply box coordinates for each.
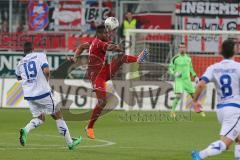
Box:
[104,17,119,32]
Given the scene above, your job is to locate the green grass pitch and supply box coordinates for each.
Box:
[0,108,233,160]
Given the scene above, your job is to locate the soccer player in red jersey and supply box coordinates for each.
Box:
[72,25,148,139]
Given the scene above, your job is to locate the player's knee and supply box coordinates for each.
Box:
[51,114,59,120]
[38,114,45,122]
[221,136,233,150]
[235,136,240,144]
[51,111,63,120]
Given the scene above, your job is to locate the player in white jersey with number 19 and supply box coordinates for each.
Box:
[191,39,240,159]
[15,42,82,150]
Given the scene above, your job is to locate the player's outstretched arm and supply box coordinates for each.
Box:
[193,80,206,104]
[107,44,124,52]
[75,42,90,57]
[15,66,22,81]
[68,42,90,62]
[43,67,50,81]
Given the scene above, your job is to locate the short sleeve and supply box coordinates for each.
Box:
[39,53,49,69]
[200,65,213,83]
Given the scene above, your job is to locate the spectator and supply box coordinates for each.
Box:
[119,11,141,38]
[119,11,141,80]
[0,1,9,23]
[16,20,25,32]
[0,20,9,33]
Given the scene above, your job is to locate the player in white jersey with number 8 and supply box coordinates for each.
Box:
[15,42,82,150]
[192,39,240,159]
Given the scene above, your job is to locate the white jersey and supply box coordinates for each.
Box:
[15,52,51,100]
[201,59,240,109]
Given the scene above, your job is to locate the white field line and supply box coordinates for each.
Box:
[0,133,116,150]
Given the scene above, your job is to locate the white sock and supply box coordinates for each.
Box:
[199,140,227,159]
[235,145,240,159]
[56,119,73,145]
[25,118,44,133]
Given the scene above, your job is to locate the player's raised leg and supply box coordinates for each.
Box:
[107,55,137,78]
[106,49,149,79]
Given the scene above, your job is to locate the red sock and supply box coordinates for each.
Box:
[122,55,138,63]
[87,105,103,129]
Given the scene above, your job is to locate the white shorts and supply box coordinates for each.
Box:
[28,94,60,118]
[217,107,240,141]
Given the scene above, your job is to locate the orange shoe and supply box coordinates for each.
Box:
[85,127,95,139]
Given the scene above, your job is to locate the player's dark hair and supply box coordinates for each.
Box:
[23,42,33,54]
[96,25,106,34]
[221,39,235,59]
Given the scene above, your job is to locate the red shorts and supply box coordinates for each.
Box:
[88,64,111,100]
[88,54,137,101]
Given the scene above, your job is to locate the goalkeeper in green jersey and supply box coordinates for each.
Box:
[168,43,199,118]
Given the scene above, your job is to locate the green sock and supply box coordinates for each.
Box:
[171,97,180,112]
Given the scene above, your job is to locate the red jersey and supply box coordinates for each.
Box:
[88,37,109,80]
